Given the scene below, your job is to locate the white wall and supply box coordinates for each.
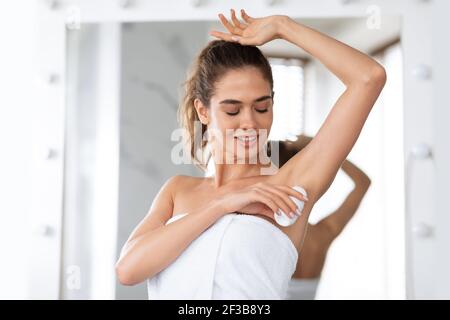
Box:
[429,0,450,299]
[0,0,37,299]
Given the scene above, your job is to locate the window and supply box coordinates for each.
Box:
[267,57,305,141]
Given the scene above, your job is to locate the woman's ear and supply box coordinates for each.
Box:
[194,98,209,125]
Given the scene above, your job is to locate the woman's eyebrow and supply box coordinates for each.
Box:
[219,95,272,105]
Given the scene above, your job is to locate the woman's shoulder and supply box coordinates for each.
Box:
[165,175,212,216]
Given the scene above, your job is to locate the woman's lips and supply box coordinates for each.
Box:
[235,135,258,148]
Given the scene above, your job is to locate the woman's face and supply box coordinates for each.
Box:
[196,66,273,164]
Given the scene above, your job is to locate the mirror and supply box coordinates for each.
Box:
[62,15,403,300]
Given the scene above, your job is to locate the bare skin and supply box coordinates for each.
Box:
[115,9,386,286]
[280,135,371,279]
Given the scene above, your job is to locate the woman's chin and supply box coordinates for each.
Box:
[232,149,263,164]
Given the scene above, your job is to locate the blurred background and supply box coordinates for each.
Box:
[0,0,449,300]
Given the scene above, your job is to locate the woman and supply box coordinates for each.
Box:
[115,9,386,299]
[279,135,371,299]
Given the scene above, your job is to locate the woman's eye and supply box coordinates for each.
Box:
[226,111,239,116]
[255,108,269,113]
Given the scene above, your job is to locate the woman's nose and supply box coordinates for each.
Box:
[239,109,257,129]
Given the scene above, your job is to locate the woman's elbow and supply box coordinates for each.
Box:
[360,175,372,191]
[115,261,139,286]
[364,64,387,87]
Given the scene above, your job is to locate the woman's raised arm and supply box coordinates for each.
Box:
[210,10,386,203]
[274,16,386,202]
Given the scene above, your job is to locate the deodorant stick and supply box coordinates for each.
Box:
[274,185,307,227]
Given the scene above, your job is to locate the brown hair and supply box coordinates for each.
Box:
[178,40,274,171]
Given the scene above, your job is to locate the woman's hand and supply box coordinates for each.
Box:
[214,182,308,221]
[210,9,288,46]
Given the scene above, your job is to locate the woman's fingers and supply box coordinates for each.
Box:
[241,183,309,220]
[250,189,278,214]
[275,185,309,202]
[254,187,294,218]
[241,9,254,23]
[235,36,260,46]
[218,13,243,36]
[230,9,247,30]
[209,30,237,42]
[211,9,260,45]
[274,187,301,218]
[261,184,297,217]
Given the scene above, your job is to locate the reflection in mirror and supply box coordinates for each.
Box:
[63,16,402,299]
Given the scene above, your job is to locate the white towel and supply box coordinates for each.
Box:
[147,212,298,300]
[286,277,319,300]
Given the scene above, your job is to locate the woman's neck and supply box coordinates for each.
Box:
[212,161,274,188]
